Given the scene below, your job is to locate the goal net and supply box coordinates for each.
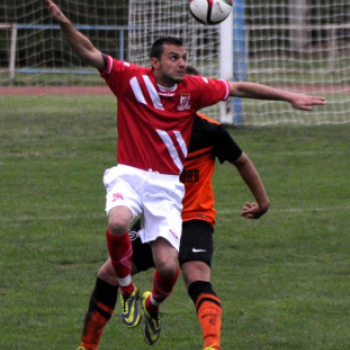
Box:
[1,0,350,125]
[242,0,350,125]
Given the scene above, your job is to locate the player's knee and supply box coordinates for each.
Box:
[108,207,132,235]
[152,237,179,278]
[182,261,211,289]
[108,221,129,235]
[156,260,179,279]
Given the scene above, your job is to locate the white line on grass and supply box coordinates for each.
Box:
[249,150,348,157]
[216,206,348,214]
[0,205,347,223]
[0,213,106,223]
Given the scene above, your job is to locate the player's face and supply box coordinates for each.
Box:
[152,44,188,87]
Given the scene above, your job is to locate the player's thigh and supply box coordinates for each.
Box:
[142,176,184,250]
[179,220,214,267]
[128,228,155,272]
[103,165,144,231]
[179,220,214,287]
[150,237,179,278]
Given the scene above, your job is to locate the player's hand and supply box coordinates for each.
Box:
[43,0,66,22]
[240,202,269,220]
[291,94,327,111]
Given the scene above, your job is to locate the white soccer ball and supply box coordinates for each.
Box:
[189,0,233,25]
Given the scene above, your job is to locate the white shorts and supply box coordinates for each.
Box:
[103,165,184,250]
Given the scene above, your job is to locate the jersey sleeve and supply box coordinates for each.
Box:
[187,76,230,109]
[99,55,145,96]
[212,124,243,163]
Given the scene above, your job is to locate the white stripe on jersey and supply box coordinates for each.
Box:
[129,76,165,110]
[143,76,164,110]
[156,130,185,172]
[173,131,188,158]
[220,79,230,100]
[130,77,147,105]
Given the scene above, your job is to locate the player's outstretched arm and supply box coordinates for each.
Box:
[232,153,270,220]
[43,0,104,71]
[229,81,327,111]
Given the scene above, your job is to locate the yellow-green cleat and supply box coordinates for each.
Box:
[204,345,221,350]
[120,285,141,327]
[142,291,161,345]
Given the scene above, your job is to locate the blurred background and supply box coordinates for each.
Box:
[0,0,349,124]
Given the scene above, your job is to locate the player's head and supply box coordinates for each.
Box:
[150,36,185,60]
[186,66,200,76]
[150,36,188,87]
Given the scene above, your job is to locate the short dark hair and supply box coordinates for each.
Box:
[186,66,200,76]
[150,36,184,60]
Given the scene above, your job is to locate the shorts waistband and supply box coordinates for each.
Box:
[117,164,180,180]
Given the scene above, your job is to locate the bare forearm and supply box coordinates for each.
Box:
[229,81,326,111]
[44,0,104,70]
[234,155,270,210]
[230,82,291,101]
[59,21,97,62]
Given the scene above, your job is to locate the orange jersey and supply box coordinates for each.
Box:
[180,113,242,225]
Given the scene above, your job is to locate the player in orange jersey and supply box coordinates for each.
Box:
[69,72,324,350]
[76,103,270,350]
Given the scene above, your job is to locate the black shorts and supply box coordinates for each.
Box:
[129,219,214,272]
[129,221,154,272]
[178,220,214,267]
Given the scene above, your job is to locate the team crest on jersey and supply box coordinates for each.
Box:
[178,93,191,111]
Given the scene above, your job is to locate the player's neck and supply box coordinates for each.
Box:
[157,84,178,92]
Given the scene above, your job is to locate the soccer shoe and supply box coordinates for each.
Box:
[75,347,88,350]
[204,345,222,350]
[120,285,141,328]
[142,291,161,345]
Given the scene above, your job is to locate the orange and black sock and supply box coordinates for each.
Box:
[80,277,118,350]
[188,281,222,349]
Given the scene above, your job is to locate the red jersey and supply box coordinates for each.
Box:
[180,113,243,225]
[100,56,230,175]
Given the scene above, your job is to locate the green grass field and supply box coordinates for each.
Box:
[1,95,350,350]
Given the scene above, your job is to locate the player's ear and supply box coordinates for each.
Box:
[150,57,161,70]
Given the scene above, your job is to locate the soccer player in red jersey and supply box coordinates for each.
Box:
[75,109,269,350]
[43,1,326,348]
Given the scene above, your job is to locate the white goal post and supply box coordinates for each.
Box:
[0,23,17,83]
[1,0,350,125]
